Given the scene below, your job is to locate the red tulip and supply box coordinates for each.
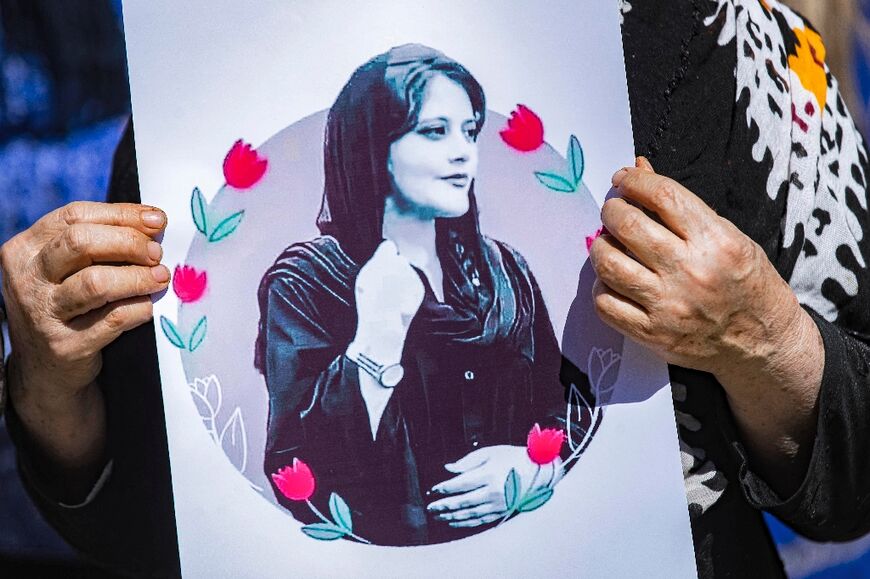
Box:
[585,226,609,253]
[272,458,316,501]
[223,139,268,189]
[500,105,544,152]
[173,265,207,303]
[526,423,565,465]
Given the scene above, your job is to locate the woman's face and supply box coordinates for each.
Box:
[387,74,479,219]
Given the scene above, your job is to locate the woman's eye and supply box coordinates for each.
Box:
[418,126,446,139]
[464,126,480,141]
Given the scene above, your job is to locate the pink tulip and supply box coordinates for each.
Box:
[526,423,565,465]
[500,105,545,152]
[272,458,316,501]
[223,139,268,189]
[585,227,608,253]
[172,265,207,303]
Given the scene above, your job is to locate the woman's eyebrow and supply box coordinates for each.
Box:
[416,116,449,125]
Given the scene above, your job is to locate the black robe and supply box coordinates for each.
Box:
[255,235,595,545]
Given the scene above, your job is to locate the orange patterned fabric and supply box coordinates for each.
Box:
[789,26,828,114]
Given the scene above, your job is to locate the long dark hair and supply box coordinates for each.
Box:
[316,44,487,263]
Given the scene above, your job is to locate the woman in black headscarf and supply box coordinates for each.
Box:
[254,44,596,546]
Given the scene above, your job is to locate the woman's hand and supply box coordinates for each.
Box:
[589,157,823,493]
[0,201,169,488]
[350,240,425,364]
[592,157,812,376]
[427,445,553,528]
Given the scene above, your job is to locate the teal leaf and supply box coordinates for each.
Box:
[188,316,207,352]
[517,488,554,513]
[329,493,353,533]
[568,135,584,186]
[301,523,347,541]
[160,316,185,349]
[208,210,245,242]
[191,187,208,235]
[534,171,576,193]
[504,468,520,511]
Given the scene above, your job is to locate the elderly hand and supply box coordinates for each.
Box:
[0,201,169,484]
[590,157,823,492]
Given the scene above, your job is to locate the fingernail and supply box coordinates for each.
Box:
[151,265,170,283]
[142,210,166,228]
[147,241,163,262]
[611,168,629,187]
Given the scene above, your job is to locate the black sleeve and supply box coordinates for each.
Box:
[7,119,182,577]
[260,274,374,521]
[733,309,870,542]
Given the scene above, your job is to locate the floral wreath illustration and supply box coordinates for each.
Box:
[164,105,616,543]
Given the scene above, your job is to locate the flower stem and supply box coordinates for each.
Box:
[546,462,557,489]
[305,500,371,544]
[561,406,601,474]
[527,466,541,496]
[306,500,332,525]
[499,465,542,525]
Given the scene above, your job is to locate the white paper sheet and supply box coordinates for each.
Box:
[123,1,697,576]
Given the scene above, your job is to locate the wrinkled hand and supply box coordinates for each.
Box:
[352,239,425,362]
[427,445,545,528]
[0,201,169,413]
[589,158,807,377]
[0,201,168,492]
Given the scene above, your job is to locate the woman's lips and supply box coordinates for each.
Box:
[441,174,469,188]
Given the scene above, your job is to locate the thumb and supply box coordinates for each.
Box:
[445,448,489,473]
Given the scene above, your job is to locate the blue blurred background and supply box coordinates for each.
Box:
[1,0,870,576]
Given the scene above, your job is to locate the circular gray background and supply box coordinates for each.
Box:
[178,109,610,505]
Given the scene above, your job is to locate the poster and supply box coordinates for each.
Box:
[122,1,697,576]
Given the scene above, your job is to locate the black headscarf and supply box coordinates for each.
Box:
[255,45,539,373]
[316,43,486,263]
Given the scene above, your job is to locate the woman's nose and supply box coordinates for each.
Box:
[448,133,475,164]
[449,150,469,164]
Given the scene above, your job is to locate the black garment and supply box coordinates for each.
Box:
[256,236,589,545]
[9,2,870,577]
[4,124,180,578]
[627,0,870,576]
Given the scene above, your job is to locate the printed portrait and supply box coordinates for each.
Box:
[170,44,622,547]
[127,1,698,575]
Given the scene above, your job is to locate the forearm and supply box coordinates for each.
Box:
[7,354,108,502]
[716,302,823,497]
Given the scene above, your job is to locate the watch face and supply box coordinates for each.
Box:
[380,364,404,388]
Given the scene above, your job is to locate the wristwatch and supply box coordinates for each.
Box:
[346,347,404,388]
